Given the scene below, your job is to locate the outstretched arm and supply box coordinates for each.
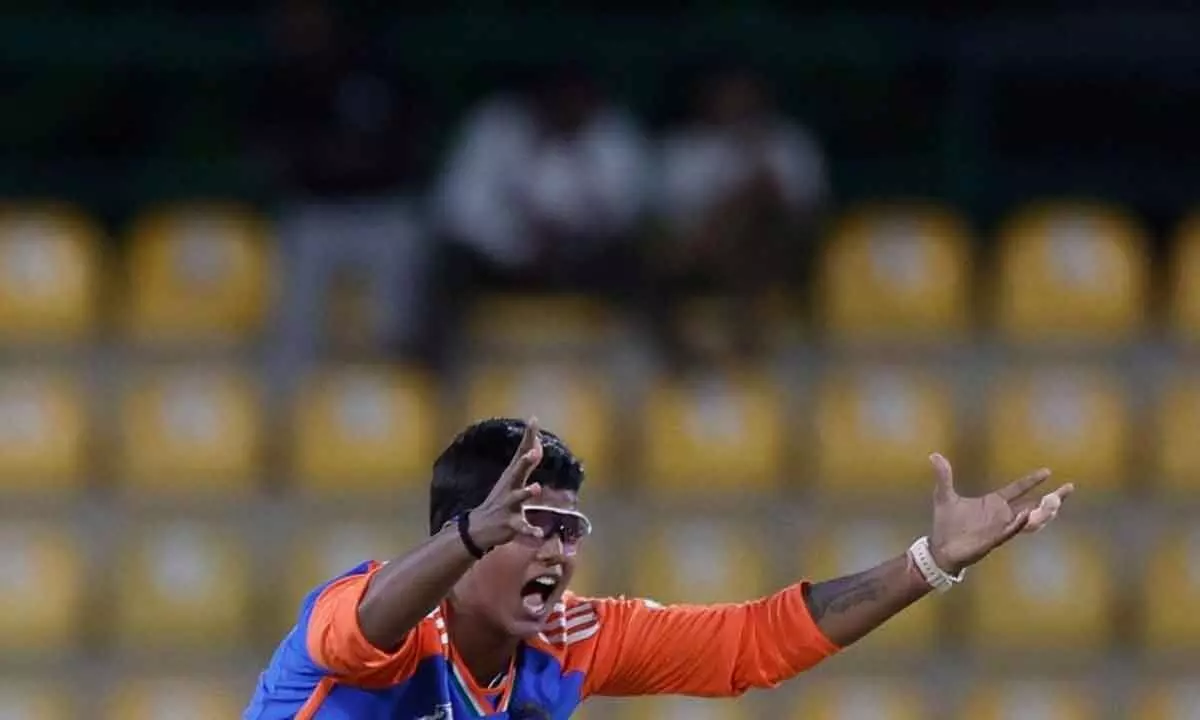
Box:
[582,453,1073,697]
[802,453,1072,647]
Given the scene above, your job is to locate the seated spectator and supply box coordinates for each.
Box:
[657,64,829,366]
[431,66,652,360]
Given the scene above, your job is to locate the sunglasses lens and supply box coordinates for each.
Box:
[523,508,591,546]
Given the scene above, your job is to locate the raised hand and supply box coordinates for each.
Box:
[926,453,1075,575]
[465,418,547,551]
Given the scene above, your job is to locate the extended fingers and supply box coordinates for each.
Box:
[1024,483,1074,532]
[996,467,1052,503]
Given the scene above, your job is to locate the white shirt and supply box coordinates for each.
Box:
[434,96,651,267]
[659,119,827,238]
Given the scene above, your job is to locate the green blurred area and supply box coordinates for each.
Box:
[0,3,1197,230]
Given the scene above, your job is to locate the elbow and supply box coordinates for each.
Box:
[356,589,407,653]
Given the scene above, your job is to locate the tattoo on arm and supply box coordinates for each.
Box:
[800,554,929,646]
[802,570,886,621]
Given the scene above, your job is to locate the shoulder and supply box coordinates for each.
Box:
[531,593,668,655]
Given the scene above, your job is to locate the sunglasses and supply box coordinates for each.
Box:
[522,505,592,553]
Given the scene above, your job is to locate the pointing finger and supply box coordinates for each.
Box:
[995,467,1052,503]
[930,453,956,503]
[500,418,542,489]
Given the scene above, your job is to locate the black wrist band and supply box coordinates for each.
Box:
[456,512,487,559]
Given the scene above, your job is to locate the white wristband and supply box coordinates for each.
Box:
[908,536,964,594]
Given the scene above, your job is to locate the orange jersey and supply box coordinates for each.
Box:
[246,561,840,718]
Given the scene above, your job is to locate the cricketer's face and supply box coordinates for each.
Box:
[453,487,582,639]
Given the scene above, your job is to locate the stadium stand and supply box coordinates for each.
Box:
[112,518,252,654]
[810,363,956,500]
[103,676,246,720]
[291,364,438,495]
[641,368,785,494]
[0,202,101,346]
[121,203,274,346]
[963,524,1113,656]
[0,520,82,657]
[1138,525,1200,655]
[991,201,1150,344]
[632,516,767,605]
[0,195,1195,719]
[981,364,1129,495]
[788,676,930,719]
[0,679,71,720]
[113,363,263,495]
[959,678,1098,719]
[1152,372,1200,496]
[1168,212,1200,342]
[816,201,973,343]
[0,366,88,494]
[1131,678,1200,720]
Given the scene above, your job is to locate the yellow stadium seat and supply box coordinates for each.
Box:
[104,677,243,720]
[0,521,81,656]
[958,680,1098,720]
[964,526,1112,655]
[811,365,955,499]
[992,201,1149,343]
[617,696,754,720]
[113,519,250,653]
[0,680,71,720]
[123,202,274,344]
[1152,374,1200,496]
[0,202,101,345]
[632,516,766,605]
[1138,527,1200,654]
[642,368,784,493]
[0,367,87,493]
[983,366,1128,495]
[463,361,613,483]
[115,364,262,495]
[801,521,936,655]
[283,513,425,616]
[790,677,930,719]
[1132,678,1200,720]
[1168,212,1200,342]
[818,202,973,342]
[466,294,619,352]
[292,365,438,494]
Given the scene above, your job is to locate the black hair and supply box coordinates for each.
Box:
[429,418,585,535]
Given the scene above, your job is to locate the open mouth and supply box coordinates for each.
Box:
[519,574,560,617]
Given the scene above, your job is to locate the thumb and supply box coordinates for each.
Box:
[930,453,956,503]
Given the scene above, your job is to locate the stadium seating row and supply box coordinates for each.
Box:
[1,361,1198,497]
[1,200,1200,347]
[3,514,1199,659]
[2,671,1200,720]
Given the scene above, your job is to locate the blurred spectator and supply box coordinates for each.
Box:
[252,0,433,368]
[431,67,652,360]
[656,65,829,365]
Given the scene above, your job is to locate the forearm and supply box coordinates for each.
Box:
[801,553,931,647]
[357,524,475,651]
